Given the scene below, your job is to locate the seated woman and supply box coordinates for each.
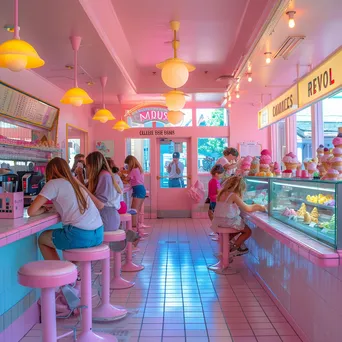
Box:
[28,157,103,261]
[216,147,240,180]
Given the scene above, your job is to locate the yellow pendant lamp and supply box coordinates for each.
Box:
[0,0,44,71]
[167,110,184,125]
[92,76,115,123]
[60,36,93,107]
[112,95,130,131]
[163,89,187,111]
[156,21,195,89]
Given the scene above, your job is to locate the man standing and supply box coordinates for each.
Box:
[167,152,185,188]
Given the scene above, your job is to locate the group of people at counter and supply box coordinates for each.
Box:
[206,147,266,257]
[27,152,146,265]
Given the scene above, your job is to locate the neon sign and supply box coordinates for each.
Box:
[126,103,169,125]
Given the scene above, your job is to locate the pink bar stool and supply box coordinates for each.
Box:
[18,260,77,342]
[104,230,135,289]
[208,227,238,275]
[138,190,150,234]
[120,213,144,272]
[63,245,117,342]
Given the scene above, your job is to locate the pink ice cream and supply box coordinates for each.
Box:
[273,162,281,175]
[261,149,271,156]
[260,155,272,165]
[333,137,342,148]
[282,153,299,164]
[333,147,342,157]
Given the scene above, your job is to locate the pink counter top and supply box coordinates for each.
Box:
[244,212,341,267]
[0,209,60,247]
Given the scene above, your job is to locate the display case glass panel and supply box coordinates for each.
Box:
[244,177,269,206]
[269,179,338,247]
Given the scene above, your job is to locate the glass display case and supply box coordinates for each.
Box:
[269,179,341,248]
[244,177,269,206]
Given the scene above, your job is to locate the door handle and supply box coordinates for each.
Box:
[187,175,192,180]
[156,175,161,180]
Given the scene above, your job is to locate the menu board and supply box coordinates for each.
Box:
[238,142,262,157]
[0,82,59,130]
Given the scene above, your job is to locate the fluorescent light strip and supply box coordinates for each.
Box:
[246,179,268,184]
[273,182,335,193]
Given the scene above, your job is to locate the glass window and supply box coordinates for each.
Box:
[276,120,286,165]
[126,139,150,172]
[296,107,312,163]
[198,137,228,173]
[322,92,342,148]
[196,108,228,127]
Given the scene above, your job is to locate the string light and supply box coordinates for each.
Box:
[264,52,272,64]
[286,11,296,28]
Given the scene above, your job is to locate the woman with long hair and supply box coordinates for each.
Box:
[85,152,122,231]
[124,155,146,227]
[28,157,103,260]
[71,153,86,184]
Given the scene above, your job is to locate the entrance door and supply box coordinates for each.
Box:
[156,138,191,218]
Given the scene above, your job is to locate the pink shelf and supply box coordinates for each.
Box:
[0,209,60,247]
[244,212,341,267]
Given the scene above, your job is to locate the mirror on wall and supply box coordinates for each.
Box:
[66,124,88,168]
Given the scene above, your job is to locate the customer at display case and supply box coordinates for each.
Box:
[216,147,240,176]
[166,151,185,188]
[86,152,122,232]
[123,155,146,227]
[28,157,104,261]
[211,175,266,255]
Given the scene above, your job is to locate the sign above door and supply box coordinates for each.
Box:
[126,103,169,125]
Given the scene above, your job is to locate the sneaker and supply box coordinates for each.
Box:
[230,244,249,256]
[236,246,249,256]
[211,236,219,241]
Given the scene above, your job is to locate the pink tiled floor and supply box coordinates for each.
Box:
[21,218,302,342]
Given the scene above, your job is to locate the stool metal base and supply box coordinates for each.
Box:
[92,304,127,322]
[110,277,135,290]
[122,261,144,272]
[77,330,118,342]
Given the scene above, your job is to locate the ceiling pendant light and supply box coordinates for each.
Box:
[60,36,93,107]
[113,95,130,131]
[113,119,130,132]
[0,0,44,71]
[264,52,272,64]
[156,21,195,89]
[167,110,184,125]
[286,11,296,28]
[163,89,187,111]
[92,76,115,123]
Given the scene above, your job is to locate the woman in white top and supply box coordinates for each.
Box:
[216,147,240,178]
[28,157,103,260]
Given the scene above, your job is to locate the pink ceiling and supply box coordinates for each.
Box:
[239,0,342,108]
[2,0,341,109]
[0,0,133,104]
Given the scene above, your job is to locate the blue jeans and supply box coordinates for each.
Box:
[169,178,184,188]
[52,225,104,250]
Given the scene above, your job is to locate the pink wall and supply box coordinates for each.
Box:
[0,69,95,157]
[230,103,270,151]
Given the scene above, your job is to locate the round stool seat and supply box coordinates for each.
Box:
[63,244,110,262]
[18,260,77,288]
[119,213,132,222]
[104,230,126,242]
[217,227,240,234]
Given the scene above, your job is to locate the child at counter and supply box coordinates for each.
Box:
[123,155,146,228]
[28,157,104,261]
[208,164,225,221]
[211,175,266,256]
[86,152,122,232]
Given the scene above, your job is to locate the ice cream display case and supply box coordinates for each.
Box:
[269,179,341,248]
[244,177,269,206]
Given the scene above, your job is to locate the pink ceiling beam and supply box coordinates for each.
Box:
[79,0,138,94]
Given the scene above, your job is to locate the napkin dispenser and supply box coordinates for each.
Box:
[0,192,24,219]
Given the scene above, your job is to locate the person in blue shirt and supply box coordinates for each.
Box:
[166,152,185,188]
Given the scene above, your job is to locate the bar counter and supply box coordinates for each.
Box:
[0,210,62,342]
